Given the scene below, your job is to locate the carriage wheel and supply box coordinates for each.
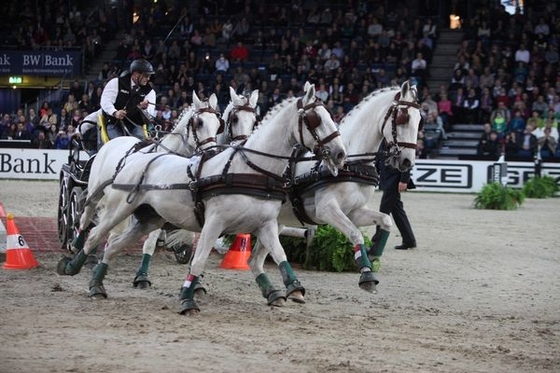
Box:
[65,186,84,253]
[57,176,70,248]
[171,243,193,264]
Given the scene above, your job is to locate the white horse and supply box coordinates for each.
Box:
[251,81,422,293]
[132,88,259,288]
[57,82,347,314]
[59,91,225,274]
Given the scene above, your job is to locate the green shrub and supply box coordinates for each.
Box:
[474,182,525,210]
[303,225,371,272]
[522,176,560,198]
[224,226,371,272]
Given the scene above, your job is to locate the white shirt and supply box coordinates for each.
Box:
[101,77,156,117]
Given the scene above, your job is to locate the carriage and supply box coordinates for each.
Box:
[56,118,193,264]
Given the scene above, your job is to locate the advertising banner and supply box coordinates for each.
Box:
[0,50,82,76]
[0,148,559,192]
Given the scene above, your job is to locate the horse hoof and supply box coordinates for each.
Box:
[358,271,379,293]
[267,290,286,307]
[133,274,152,289]
[287,290,306,304]
[179,299,200,315]
[134,281,151,289]
[56,257,72,275]
[89,285,107,299]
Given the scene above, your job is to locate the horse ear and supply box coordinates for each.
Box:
[401,80,410,97]
[303,82,316,105]
[208,93,218,109]
[229,86,239,102]
[303,81,312,92]
[249,89,259,108]
[192,91,201,107]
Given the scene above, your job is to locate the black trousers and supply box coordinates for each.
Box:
[379,188,416,246]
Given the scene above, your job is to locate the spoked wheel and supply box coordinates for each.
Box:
[169,242,193,264]
[65,186,84,254]
[57,177,70,249]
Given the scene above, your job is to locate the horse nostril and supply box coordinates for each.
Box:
[335,150,347,165]
[401,158,411,169]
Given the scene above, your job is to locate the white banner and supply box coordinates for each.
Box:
[0,148,559,192]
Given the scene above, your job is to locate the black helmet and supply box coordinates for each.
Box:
[130,59,155,75]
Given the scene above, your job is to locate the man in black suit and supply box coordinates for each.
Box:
[369,142,417,270]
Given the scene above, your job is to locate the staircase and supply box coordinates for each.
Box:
[427,29,465,94]
[438,123,484,158]
[84,31,126,84]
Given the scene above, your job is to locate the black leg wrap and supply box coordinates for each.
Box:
[193,283,207,296]
[179,298,200,314]
[89,263,108,298]
[133,273,152,289]
[266,290,287,306]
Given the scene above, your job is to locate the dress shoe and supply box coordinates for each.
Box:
[394,243,416,250]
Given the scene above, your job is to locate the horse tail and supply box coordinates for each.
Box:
[164,229,195,248]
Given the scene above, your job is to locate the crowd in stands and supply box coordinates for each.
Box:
[1,0,560,161]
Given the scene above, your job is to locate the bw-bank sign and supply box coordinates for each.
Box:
[0,50,82,76]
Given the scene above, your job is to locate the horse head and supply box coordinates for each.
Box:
[381,80,422,172]
[172,91,223,154]
[219,87,259,144]
[296,82,346,176]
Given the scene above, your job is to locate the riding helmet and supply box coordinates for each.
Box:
[130,59,155,75]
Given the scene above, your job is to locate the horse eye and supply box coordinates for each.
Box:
[232,116,239,124]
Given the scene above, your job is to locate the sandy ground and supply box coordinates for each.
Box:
[0,179,558,373]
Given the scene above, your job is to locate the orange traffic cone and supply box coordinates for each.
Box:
[220,234,251,270]
[2,213,40,270]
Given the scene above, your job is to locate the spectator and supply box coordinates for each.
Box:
[32,130,52,149]
[517,123,539,158]
[436,91,453,130]
[230,41,249,62]
[54,130,70,149]
[215,53,230,73]
[411,52,427,82]
[537,126,558,157]
[504,132,519,157]
[13,122,31,141]
[463,87,480,124]
[477,130,500,157]
[508,109,526,135]
[514,43,530,64]
[39,108,58,133]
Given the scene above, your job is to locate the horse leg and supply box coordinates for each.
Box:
[57,200,136,276]
[56,195,104,276]
[132,228,161,289]
[90,217,163,299]
[178,224,222,315]
[347,208,392,272]
[250,238,286,307]
[315,203,378,293]
[257,223,306,304]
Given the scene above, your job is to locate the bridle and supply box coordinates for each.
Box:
[225,102,258,142]
[297,98,341,160]
[381,91,421,154]
[186,105,224,149]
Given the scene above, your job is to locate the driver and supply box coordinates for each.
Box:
[99,59,157,149]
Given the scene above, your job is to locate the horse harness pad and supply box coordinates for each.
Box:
[288,161,380,225]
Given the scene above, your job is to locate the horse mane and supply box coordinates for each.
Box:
[171,106,191,131]
[339,85,400,126]
[245,97,297,140]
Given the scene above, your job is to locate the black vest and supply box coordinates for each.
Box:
[107,74,152,130]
